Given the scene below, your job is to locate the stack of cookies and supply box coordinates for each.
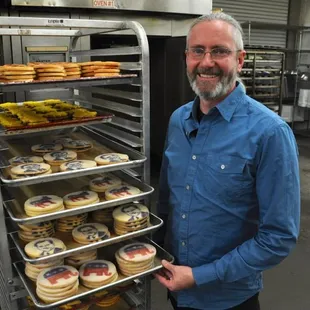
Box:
[89,173,122,193]
[94,291,121,308]
[32,63,66,81]
[63,190,99,209]
[112,203,150,235]
[43,150,77,172]
[25,259,63,282]
[10,163,52,179]
[105,185,141,201]
[79,259,118,289]
[56,213,88,232]
[9,155,43,166]
[65,250,97,268]
[115,242,156,276]
[24,237,66,258]
[31,143,63,156]
[18,221,55,242]
[59,62,81,80]
[72,223,110,244]
[94,153,129,166]
[80,61,120,78]
[91,208,114,229]
[60,160,97,172]
[0,64,35,83]
[36,265,79,303]
[62,139,93,153]
[24,195,64,217]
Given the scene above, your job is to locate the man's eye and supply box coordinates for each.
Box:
[212,48,228,55]
[193,48,204,55]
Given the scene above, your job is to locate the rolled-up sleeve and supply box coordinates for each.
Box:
[192,123,300,286]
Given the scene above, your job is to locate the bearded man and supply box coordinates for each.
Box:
[155,12,300,310]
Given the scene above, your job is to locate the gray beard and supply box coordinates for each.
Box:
[187,69,237,101]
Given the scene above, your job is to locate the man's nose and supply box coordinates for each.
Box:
[200,52,215,66]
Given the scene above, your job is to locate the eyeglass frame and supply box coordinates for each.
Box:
[185,46,242,60]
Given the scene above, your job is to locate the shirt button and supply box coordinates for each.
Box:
[186,185,190,190]
[192,155,196,160]
[182,214,186,219]
[182,241,186,246]
[221,164,225,170]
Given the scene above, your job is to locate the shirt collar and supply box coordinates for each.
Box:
[184,82,245,122]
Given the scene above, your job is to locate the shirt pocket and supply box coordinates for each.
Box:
[202,155,254,198]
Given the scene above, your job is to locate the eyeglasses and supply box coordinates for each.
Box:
[185,47,240,60]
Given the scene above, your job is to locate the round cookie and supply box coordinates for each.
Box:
[89,173,122,192]
[31,143,63,154]
[11,163,51,177]
[117,243,156,263]
[113,203,149,223]
[25,237,66,258]
[60,160,97,172]
[65,250,97,268]
[43,150,77,163]
[94,153,129,165]
[105,185,141,200]
[62,140,93,152]
[72,223,110,244]
[63,190,99,208]
[9,155,43,166]
[24,195,64,216]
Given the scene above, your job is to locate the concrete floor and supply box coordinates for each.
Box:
[150,135,310,310]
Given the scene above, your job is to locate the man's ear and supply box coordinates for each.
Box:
[237,50,246,73]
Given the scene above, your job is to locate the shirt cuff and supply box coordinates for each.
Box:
[192,262,219,286]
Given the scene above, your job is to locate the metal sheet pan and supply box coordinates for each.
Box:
[13,237,174,309]
[0,127,146,187]
[10,213,162,263]
[4,170,154,225]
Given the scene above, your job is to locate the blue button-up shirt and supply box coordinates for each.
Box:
[157,83,300,309]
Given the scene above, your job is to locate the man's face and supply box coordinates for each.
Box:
[123,205,140,216]
[186,20,245,101]
[80,226,97,236]
[36,240,54,252]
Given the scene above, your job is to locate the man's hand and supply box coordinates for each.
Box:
[154,260,195,291]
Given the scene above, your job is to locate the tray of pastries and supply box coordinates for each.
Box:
[4,170,154,225]
[14,237,174,309]
[0,127,146,186]
[0,99,113,135]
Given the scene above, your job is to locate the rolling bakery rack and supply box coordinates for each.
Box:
[0,17,169,310]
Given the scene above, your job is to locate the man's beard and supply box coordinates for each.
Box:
[187,66,237,100]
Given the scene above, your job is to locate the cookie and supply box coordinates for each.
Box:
[24,195,64,216]
[43,150,77,163]
[25,237,66,258]
[62,139,93,152]
[72,223,110,244]
[63,190,99,209]
[25,259,63,282]
[94,153,129,165]
[113,203,149,223]
[79,260,118,288]
[105,185,141,200]
[31,143,63,155]
[89,173,122,192]
[9,156,43,166]
[11,163,51,178]
[56,214,88,233]
[91,208,114,228]
[60,160,97,172]
[65,250,97,268]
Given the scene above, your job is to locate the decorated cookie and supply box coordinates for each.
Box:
[117,243,156,263]
[9,156,43,166]
[113,204,149,223]
[43,151,77,163]
[25,237,66,258]
[11,163,51,176]
[60,160,96,171]
[63,190,99,208]
[94,153,129,165]
[105,185,141,200]
[79,260,117,283]
[72,223,110,244]
[89,173,122,192]
[31,143,63,153]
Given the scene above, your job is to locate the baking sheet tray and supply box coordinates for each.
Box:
[0,127,146,186]
[10,212,162,263]
[14,237,174,309]
[4,170,154,225]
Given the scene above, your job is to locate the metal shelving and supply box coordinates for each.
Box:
[0,16,155,310]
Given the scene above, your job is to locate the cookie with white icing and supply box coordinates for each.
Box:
[25,237,66,258]
[31,143,63,155]
[72,223,110,244]
[105,185,140,200]
[63,190,99,208]
[94,153,129,165]
[9,156,43,166]
[24,195,64,216]
[89,173,122,192]
[63,139,92,152]
[60,160,96,172]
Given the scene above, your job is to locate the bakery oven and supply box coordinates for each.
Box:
[0,0,212,168]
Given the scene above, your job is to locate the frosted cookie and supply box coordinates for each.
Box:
[31,143,63,155]
[60,160,97,172]
[9,155,43,166]
[63,190,99,209]
[105,185,141,200]
[79,260,118,289]
[113,204,149,223]
[25,259,63,282]
[65,250,97,268]
[72,223,110,244]
[89,173,122,192]
[11,163,51,179]
[94,153,129,165]
[62,139,93,152]
[44,150,77,172]
[53,137,73,144]
[25,237,66,258]
[24,195,64,216]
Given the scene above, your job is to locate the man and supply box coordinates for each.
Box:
[155,12,300,310]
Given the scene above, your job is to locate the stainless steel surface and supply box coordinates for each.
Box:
[10,213,162,263]
[4,170,154,224]
[83,87,142,102]
[13,237,174,309]
[70,47,142,57]
[11,0,211,15]
[110,117,142,133]
[0,76,138,93]
[0,127,147,186]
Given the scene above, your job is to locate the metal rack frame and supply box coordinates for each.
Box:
[0,16,152,310]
